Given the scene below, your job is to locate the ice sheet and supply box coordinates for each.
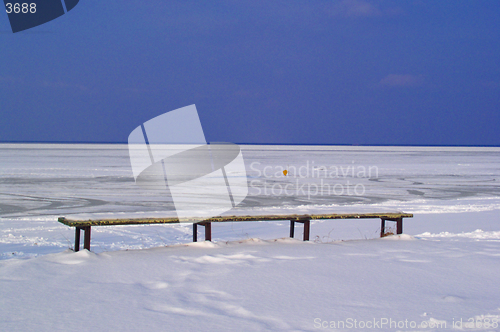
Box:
[1,144,499,331]
[1,144,499,219]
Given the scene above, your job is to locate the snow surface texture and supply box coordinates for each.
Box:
[0,144,499,331]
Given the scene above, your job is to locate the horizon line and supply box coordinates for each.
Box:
[0,141,499,148]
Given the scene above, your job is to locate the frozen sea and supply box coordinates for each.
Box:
[0,144,499,257]
[1,144,499,331]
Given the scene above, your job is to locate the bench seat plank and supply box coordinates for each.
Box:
[58,213,412,227]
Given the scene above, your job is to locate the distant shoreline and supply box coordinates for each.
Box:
[0,141,499,148]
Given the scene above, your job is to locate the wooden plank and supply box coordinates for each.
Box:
[58,213,413,227]
[58,216,180,227]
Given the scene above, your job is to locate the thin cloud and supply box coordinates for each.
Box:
[337,0,382,17]
[41,80,89,92]
[0,76,25,84]
[330,0,404,18]
[379,74,425,87]
[480,80,500,89]
[1,75,90,92]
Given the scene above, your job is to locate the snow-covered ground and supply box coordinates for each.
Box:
[0,144,499,331]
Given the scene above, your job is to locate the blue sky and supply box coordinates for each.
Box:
[1,0,499,145]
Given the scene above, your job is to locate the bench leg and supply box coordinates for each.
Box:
[205,222,212,241]
[193,222,212,242]
[75,227,81,252]
[303,220,310,241]
[83,226,91,251]
[396,218,403,234]
[290,220,310,241]
[380,218,403,237]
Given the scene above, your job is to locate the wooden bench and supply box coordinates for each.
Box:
[58,213,413,252]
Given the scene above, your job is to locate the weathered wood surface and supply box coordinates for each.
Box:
[58,213,413,227]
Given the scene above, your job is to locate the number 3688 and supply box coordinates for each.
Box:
[5,3,37,14]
